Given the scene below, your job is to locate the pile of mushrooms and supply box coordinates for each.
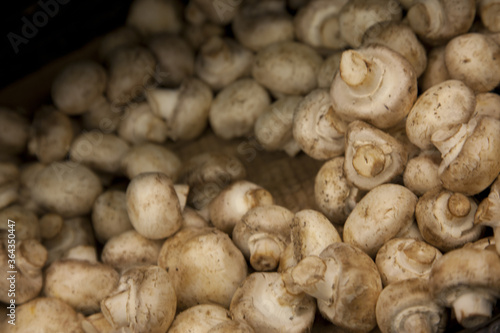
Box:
[1,0,500,332]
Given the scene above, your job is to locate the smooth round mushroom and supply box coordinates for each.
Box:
[294,0,349,52]
[252,41,322,96]
[126,0,183,36]
[148,33,194,88]
[330,45,418,129]
[406,0,476,45]
[0,205,39,242]
[44,257,119,314]
[51,61,107,115]
[293,89,347,160]
[344,121,408,191]
[314,156,364,224]
[362,21,427,77]
[209,78,270,140]
[232,0,294,52]
[376,278,448,333]
[195,36,253,91]
[416,188,482,252]
[0,107,29,155]
[28,106,74,164]
[146,78,213,141]
[376,238,442,286]
[39,213,64,240]
[338,0,402,48]
[91,190,133,244]
[158,227,248,310]
[432,116,500,195]
[254,96,303,156]
[209,180,273,234]
[31,162,102,218]
[230,272,317,333]
[233,205,294,271]
[126,172,182,240]
[118,102,168,144]
[207,320,255,333]
[429,248,500,328]
[81,97,123,133]
[403,150,442,196]
[167,304,231,333]
[106,46,156,106]
[479,0,500,33]
[472,92,500,120]
[69,132,130,174]
[343,184,418,258]
[101,265,176,332]
[444,33,500,93]
[419,46,450,92]
[286,242,382,332]
[406,80,476,150]
[0,297,84,333]
[101,230,162,272]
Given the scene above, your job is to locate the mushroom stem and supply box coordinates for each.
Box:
[101,289,131,328]
[452,292,495,328]
[448,193,471,217]
[402,313,434,333]
[248,233,284,271]
[352,144,386,178]
[290,256,339,304]
[339,50,382,95]
[398,243,437,274]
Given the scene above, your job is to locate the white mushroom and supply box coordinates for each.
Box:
[167,304,231,333]
[91,190,133,244]
[316,52,342,89]
[403,150,442,196]
[472,92,500,120]
[474,176,500,255]
[419,46,450,92]
[118,102,168,144]
[330,45,418,129]
[479,0,500,33]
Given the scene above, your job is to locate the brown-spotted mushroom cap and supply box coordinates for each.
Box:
[376,278,447,333]
[330,45,418,129]
[403,150,442,196]
[406,0,476,45]
[343,184,418,258]
[293,89,347,160]
[288,242,382,332]
[406,80,476,150]
[167,304,231,333]
[444,33,500,93]
[416,188,482,252]
[344,120,408,191]
[376,238,442,286]
[314,156,364,225]
[429,247,500,328]
[252,41,323,96]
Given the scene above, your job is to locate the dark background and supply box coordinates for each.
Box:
[0,0,136,90]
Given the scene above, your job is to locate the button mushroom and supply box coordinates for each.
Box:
[233,205,294,271]
[416,188,482,252]
[343,184,419,258]
[375,238,442,286]
[167,304,232,333]
[479,0,500,33]
[316,52,342,89]
[330,45,418,129]
[230,272,317,333]
[376,278,448,333]
[91,190,133,244]
[293,89,347,160]
[286,242,382,332]
[118,103,168,144]
[475,176,500,255]
[126,172,182,240]
[419,46,450,92]
[101,265,176,333]
[429,247,500,328]
[344,121,408,191]
[403,150,442,196]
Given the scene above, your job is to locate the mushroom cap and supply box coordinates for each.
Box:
[91,190,133,244]
[429,248,500,306]
[330,45,417,129]
[343,184,418,258]
[416,188,481,252]
[31,162,102,218]
[293,89,346,160]
[1,297,84,333]
[207,320,255,333]
[444,33,500,93]
[376,278,447,333]
[344,120,408,191]
[472,92,500,120]
[167,304,231,333]
[314,156,363,224]
[438,117,500,196]
[0,205,39,241]
[126,172,182,240]
[230,272,316,333]
[44,259,119,314]
[375,238,442,286]
[317,242,382,332]
[317,52,342,89]
[209,78,271,140]
[252,41,322,96]
[419,46,450,92]
[406,80,476,150]
[51,61,107,115]
[403,150,442,196]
